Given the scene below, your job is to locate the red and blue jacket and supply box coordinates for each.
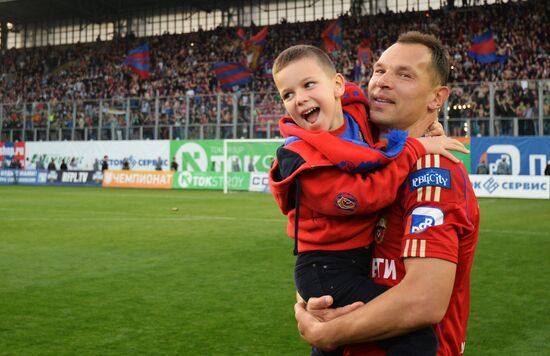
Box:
[268,83,427,253]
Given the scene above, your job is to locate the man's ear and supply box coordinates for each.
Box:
[428,86,450,112]
[334,73,346,98]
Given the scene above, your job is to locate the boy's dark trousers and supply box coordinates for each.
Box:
[295,248,438,356]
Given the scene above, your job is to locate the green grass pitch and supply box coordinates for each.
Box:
[1,186,549,355]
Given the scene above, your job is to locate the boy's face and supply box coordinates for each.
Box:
[274,57,345,132]
[368,43,447,136]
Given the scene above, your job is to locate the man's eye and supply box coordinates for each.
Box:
[399,73,412,78]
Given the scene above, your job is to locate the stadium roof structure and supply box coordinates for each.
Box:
[0,0,251,25]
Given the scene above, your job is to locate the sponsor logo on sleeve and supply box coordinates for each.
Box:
[409,168,451,192]
[334,192,358,213]
[406,207,444,234]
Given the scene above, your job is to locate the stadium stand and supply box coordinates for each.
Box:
[0,0,549,140]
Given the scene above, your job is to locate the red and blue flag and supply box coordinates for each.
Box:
[263,59,274,79]
[236,27,247,41]
[467,31,507,64]
[321,18,343,53]
[213,63,253,90]
[124,44,151,79]
[242,26,269,70]
[357,46,371,67]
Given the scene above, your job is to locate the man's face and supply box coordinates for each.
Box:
[368,43,441,134]
[274,57,345,132]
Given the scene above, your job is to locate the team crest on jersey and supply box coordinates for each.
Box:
[406,207,444,234]
[408,168,451,192]
[374,217,387,243]
[335,192,358,213]
[338,160,357,173]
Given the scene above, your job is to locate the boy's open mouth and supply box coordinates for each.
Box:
[302,107,320,122]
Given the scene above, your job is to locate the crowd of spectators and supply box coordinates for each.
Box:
[1,0,549,136]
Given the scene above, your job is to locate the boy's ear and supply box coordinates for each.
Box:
[428,85,450,112]
[334,73,346,98]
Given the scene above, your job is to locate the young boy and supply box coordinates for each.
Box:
[268,45,466,355]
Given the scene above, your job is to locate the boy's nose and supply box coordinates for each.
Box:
[295,91,308,105]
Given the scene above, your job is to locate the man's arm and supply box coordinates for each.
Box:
[295,257,456,350]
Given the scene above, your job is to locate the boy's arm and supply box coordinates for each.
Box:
[298,139,424,216]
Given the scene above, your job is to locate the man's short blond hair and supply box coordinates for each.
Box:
[273,45,336,77]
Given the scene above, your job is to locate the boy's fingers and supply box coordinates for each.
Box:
[444,151,460,163]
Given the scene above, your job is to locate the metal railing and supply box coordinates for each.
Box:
[2,79,549,141]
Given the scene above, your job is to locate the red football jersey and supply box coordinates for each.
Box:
[370,154,480,355]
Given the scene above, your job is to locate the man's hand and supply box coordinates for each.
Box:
[294,296,364,350]
[306,296,364,322]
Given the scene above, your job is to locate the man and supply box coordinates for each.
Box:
[170,157,179,171]
[475,159,489,174]
[496,156,511,175]
[93,158,100,172]
[122,158,130,170]
[101,155,109,172]
[47,159,57,171]
[294,32,480,356]
[155,157,163,171]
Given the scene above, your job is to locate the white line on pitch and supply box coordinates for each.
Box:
[0,215,285,223]
[479,229,547,236]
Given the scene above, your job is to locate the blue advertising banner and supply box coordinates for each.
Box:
[0,169,102,186]
[0,169,48,185]
[471,137,550,175]
[46,170,103,186]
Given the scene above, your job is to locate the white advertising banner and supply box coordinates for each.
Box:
[26,141,170,171]
[248,172,270,193]
[470,174,550,199]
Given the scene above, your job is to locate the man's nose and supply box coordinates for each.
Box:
[375,72,392,89]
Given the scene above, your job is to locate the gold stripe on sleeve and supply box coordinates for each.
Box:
[411,239,418,257]
[434,154,441,202]
[420,239,426,257]
[424,155,432,201]
[404,239,410,258]
[416,159,423,201]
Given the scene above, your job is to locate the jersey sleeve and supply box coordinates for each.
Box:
[297,139,426,216]
[399,154,479,263]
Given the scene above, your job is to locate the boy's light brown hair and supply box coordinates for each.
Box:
[273,44,336,77]
[397,31,450,86]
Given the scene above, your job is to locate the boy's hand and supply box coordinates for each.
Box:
[425,121,445,137]
[417,136,469,163]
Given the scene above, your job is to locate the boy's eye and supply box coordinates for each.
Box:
[305,82,315,88]
[282,92,293,101]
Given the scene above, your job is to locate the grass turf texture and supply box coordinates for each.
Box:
[1,186,548,355]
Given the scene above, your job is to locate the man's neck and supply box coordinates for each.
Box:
[387,115,436,139]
